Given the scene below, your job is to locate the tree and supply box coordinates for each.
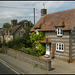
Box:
[17,20,24,26]
[3,23,11,28]
[17,20,34,29]
[7,20,33,48]
[30,32,46,56]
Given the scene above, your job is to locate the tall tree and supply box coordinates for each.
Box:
[3,23,11,28]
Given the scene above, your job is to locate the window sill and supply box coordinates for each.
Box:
[56,50,64,53]
[57,35,63,37]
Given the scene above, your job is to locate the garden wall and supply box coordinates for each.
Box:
[6,48,51,71]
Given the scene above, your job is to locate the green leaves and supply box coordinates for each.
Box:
[30,32,45,43]
[30,31,46,56]
[3,23,11,28]
[37,43,46,55]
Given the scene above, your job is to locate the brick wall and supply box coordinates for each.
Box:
[6,48,51,71]
[45,31,70,61]
[72,27,75,61]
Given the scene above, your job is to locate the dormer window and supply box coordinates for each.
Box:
[57,27,63,36]
[35,29,39,34]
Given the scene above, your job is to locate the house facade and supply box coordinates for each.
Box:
[30,8,75,62]
[0,19,28,42]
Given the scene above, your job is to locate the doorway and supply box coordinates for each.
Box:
[46,43,50,55]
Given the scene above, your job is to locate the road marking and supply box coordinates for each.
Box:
[0,58,24,74]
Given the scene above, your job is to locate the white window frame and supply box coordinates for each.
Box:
[57,27,63,36]
[56,42,64,52]
[35,29,39,34]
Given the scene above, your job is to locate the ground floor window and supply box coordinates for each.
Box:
[56,42,64,52]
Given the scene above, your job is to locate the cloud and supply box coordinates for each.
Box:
[0,1,75,28]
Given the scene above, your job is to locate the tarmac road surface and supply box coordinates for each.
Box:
[0,53,75,74]
[0,62,17,74]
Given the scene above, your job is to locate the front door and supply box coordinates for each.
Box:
[46,43,50,55]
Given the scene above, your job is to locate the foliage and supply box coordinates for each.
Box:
[33,64,38,68]
[20,47,40,57]
[12,43,25,51]
[7,20,33,50]
[30,32,45,44]
[30,32,46,56]
[17,20,33,29]
[17,20,24,26]
[2,40,7,46]
[6,20,46,57]
[37,43,46,56]
[7,31,45,57]
[3,22,11,28]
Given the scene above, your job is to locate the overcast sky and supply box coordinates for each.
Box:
[0,1,75,28]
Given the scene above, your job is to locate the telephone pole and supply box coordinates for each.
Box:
[33,8,35,25]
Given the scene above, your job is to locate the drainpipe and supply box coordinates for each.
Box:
[69,31,72,63]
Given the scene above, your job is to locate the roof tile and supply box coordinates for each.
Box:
[31,8,75,31]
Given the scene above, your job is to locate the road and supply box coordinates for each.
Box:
[0,54,75,74]
[0,62,16,74]
[0,54,47,74]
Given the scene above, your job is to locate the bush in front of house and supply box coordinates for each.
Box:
[37,43,46,56]
[20,47,40,57]
[30,32,46,56]
[12,43,25,51]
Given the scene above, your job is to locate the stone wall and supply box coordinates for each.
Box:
[45,31,70,61]
[6,48,51,71]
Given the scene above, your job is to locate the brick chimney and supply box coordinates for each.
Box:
[11,19,17,27]
[24,20,28,28]
[41,4,47,17]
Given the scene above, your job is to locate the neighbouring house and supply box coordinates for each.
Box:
[0,19,29,42]
[30,5,75,62]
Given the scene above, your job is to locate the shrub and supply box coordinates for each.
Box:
[20,47,40,57]
[2,40,7,46]
[12,43,25,51]
[30,32,45,44]
[30,32,46,56]
[22,48,31,54]
[37,43,46,56]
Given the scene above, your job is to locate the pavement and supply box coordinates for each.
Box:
[0,53,75,74]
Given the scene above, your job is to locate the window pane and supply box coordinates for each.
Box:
[58,28,59,31]
[58,31,59,34]
[58,28,59,34]
[57,27,63,35]
[62,44,63,50]
[59,44,61,50]
[60,30,61,34]
[56,43,64,51]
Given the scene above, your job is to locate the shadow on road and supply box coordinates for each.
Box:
[51,68,55,71]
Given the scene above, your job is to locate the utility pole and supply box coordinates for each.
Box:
[33,8,35,25]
